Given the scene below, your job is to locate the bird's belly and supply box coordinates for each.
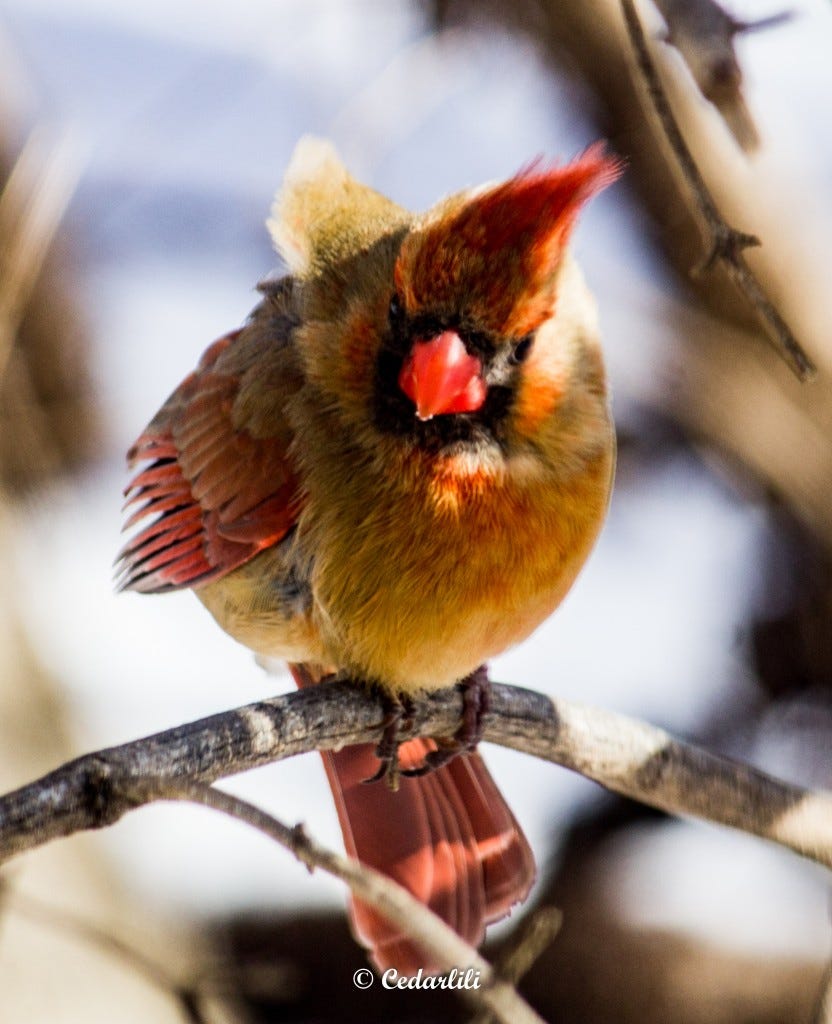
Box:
[198,447,612,692]
[311,477,610,691]
[361,589,566,694]
[196,542,563,688]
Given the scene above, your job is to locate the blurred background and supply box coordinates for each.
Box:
[0,0,831,1020]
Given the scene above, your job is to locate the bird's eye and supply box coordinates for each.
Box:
[389,293,403,323]
[511,334,534,364]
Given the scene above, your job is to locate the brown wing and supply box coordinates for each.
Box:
[117,294,304,593]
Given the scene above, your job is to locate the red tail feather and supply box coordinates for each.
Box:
[291,665,535,974]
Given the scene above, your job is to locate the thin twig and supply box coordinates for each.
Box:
[491,907,563,985]
[470,907,563,1024]
[732,11,794,36]
[620,0,815,380]
[1,680,832,872]
[129,778,546,1024]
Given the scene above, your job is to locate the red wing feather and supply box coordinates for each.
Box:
[117,329,302,594]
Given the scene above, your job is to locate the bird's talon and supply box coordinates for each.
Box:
[365,670,491,781]
[361,759,389,785]
[401,747,452,777]
[399,667,492,777]
[362,691,411,786]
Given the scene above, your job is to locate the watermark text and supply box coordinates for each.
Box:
[352,966,483,990]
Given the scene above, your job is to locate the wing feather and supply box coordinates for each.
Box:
[117,300,303,594]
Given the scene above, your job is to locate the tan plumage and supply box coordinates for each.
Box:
[119,136,620,973]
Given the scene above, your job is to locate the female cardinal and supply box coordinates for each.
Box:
[118,137,619,974]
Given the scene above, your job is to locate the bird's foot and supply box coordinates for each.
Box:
[401,665,491,778]
[363,691,416,791]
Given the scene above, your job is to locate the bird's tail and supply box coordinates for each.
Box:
[290,664,535,974]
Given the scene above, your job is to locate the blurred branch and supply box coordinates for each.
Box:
[620,0,814,380]
[1,680,832,871]
[812,957,832,1024]
[470,907,563,1024]
[521,811,824,1024]
[0,123,95,490]
[488,906,562,986]
[654,0,793,151]
[129,778,545,1024]
[0,883,217,1024]
[0,130,82,382]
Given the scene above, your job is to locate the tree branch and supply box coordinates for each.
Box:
[1,679,831,870]
[128,777,546,1024]
[620,0,816,381]
[470,906,563,1024]
[652,0,793,152]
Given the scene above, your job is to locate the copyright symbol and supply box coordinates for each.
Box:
[353,968,374,989]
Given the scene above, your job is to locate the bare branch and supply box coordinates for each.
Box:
[130,778,546,1024]
[490,907,563,986]
[653,0,793,151]
[620,0,816,381]
[1,680,831,873]
[470,907,563,1024]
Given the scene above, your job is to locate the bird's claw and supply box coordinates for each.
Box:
[364,667,491,786]
[401,665,491,778]
[362,692,416,791]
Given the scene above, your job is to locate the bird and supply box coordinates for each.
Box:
[117,136,620,974]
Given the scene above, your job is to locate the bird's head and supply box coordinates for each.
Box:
[376,149,621,455]
[271,138,620,463]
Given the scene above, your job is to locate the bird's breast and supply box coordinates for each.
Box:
[306,440,613,692]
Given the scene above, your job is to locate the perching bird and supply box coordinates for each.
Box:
[117,137,620,974]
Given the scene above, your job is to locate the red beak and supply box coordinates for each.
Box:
[397,330,486,421]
